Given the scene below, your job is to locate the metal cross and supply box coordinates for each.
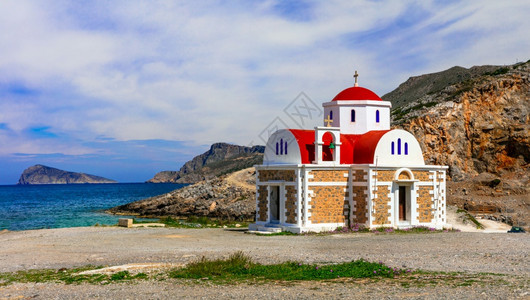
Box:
[324,114,333,127]
[354,70,359,87]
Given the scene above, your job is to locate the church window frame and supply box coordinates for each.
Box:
[351,109,356,122]
[330,110,333,120]
[404,142,408,155]
[376,110,380,123]
[391,141,395,155]
[397,138,401,155]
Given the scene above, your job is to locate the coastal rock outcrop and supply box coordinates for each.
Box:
[17,165,117,185]
[111,168,256,220]
[146,143,264,184]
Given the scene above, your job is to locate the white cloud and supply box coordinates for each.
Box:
[0,0,529,156]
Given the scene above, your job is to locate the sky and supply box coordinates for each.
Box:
[0,0,529,184]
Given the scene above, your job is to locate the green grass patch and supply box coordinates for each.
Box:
[135,216,250,229]
[0,266,149,286]
[168,251,408,282]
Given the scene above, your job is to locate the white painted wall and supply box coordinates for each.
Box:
[373,130,425,166]
[322,100,391,134]
[263,129,302,165]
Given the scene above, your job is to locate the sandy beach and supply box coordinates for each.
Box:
[0,226,529,299]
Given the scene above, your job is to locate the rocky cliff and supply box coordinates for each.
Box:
[110,168,256,220]
[17,165,117,185]
[147,143,264,183]
[385,61,529,182]
[383,61,529,228]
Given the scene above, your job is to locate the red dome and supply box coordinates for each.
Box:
[332,86,381,101]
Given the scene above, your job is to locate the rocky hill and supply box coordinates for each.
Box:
[110,168,256,220]
[17,165,117,185]
[147,143,264,183]
[383,60,529,228]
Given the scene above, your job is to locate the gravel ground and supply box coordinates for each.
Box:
[0,227,528,299]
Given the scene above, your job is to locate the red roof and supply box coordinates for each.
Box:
[288,129,390,164]
[332,86,382,101]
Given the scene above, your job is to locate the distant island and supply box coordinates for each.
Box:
[17,165,117,185]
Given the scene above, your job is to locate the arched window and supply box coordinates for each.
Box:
[330,110,333,120]
[280,138,283,155]
[285,141,288,155]
[391,141,395,155]
[397,138,401,155]
[351,109,356,122]
[404,142,408,155]
[275,142,279,155]
[376,110,380,123]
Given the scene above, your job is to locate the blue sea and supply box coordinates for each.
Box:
[0,183,185,231]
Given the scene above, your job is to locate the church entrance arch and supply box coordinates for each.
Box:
[393,168,414,226]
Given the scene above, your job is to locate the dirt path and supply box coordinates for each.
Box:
[225,167,255,190]
[0,227,528,299]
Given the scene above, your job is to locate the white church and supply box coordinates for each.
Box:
[250,74,448,233]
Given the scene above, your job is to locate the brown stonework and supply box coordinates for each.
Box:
[352,169,368,182]
[413,170,431,181]
[308,170,348,182]
[257,185,268,222]
[417,185,434,223]
[258,170,296,182]
[284,186,297,224]
[352,186,368,223]
[398,171,411,180]
[372,185,391,225]
[309,186,347,224]
[373,170,394,182]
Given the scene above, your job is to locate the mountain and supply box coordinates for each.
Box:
[17,165,117,185]
[146,143,265,183]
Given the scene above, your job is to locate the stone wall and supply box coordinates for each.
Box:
[352,169,368,182]
[258,170,296,182]
[308,170,348,182]
[309,186,347,224]
[413,170,431,181]
[372,185,391,225]
[352,185,368,223]
[257,185,268,222]
[284,186,297,224]
[417,185,434,223]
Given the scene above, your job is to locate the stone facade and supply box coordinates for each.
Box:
[258,170,296,182]
[308,170,348,182]
[257,185,268,222]
[284,186,297,224]
[417,185,434,223]
[373,170,394,182]
[309,186,347,224]
[372,185,391,225]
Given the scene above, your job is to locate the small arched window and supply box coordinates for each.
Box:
[275,142,279,155]
[376,110,380,123]
[397,138,401,155]
[285,141,288,155]
[351,109,356,122]
[404,142,408,155]
[391,141,395,155]
[280,138,283,155]
[330,110,333,120]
